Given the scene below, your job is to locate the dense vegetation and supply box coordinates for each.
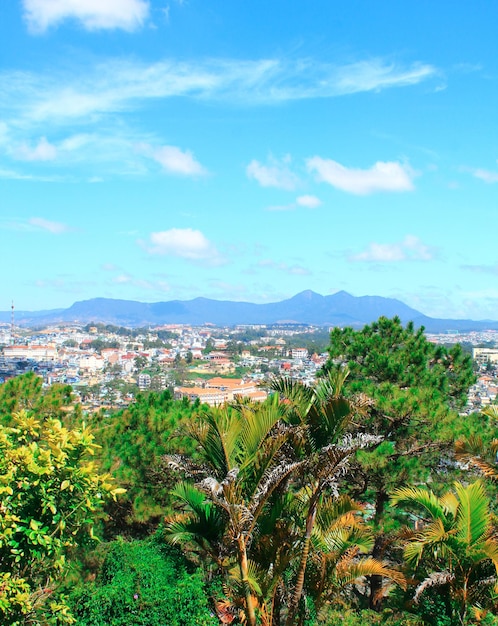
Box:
[1,317,497,625]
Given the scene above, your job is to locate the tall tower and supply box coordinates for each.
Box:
[10,301,14,345]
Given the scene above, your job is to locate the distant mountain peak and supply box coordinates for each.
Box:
[291,289,323,301]
[3,290,498,332]
[331,290,354,298]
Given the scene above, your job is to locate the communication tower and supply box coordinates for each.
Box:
[10,301,14,345]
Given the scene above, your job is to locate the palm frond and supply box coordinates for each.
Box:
[228,559,264,596]
[403,541,426,568]
[481,539,498,571]
[238,402,286,470]
[334,556,406,589]
[413,571,455,603]
[454,481,490,546]
[440,492,459,517]
[419,519,456,546]
[313,366,349,403]
[482,405,498,421]
[266,377,314,423]
[391,485,446,522]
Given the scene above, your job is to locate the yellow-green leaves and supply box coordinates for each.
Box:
[0,409,125,625]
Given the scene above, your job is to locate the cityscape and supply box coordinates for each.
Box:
[2,316,498,413]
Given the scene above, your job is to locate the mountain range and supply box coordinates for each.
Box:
[2,290,498,333]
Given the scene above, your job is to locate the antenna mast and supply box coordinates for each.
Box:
[10,301,14,345]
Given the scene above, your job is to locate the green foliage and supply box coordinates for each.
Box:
[92,390,200,529]
[392,481,498,623]
[0,372,78,426]
[326,317,475,409]
[317,608,423,625]
[83,322,175,341]
[0,409,123,624]
[69,538,217,626]
[324,317,478,610]
[87,338,121,353]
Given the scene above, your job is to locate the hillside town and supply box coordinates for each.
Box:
[1,321,497,413]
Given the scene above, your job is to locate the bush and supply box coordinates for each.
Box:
[68,538,217,626]
[317,609,423,625]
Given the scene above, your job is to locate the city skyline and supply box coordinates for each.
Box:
[1,1,498,319]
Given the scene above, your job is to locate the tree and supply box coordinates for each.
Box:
[392,481,498,624]
[268,367,383,625]
[164,376,397,626]
[0,372,77,426]
[305,495,405,616]
[0,410,124,624]
[133,355,148,372]
[324,317,477,610]
[455,404,498,483]
[164,400,300,626]
[93,390,198,532]
[326,317,474,409]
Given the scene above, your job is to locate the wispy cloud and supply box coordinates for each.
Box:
[1,57,437,126]
[258,259,311,275]
[22,0,150,33]
[307,157,415,195]
[246,156,299,190]
[296,194,321,208]
[137,143,207,176]
[350,235,435,262]
[111,273,171,292]
[0,216,70,232]
[13,136,57,161]
[265,194,322,212]
[29,217,71,234]
[0,55,437,177]
[462,263,498,275]
[471,167,498,184]
[0,168,64,181]
[142,228,224,264]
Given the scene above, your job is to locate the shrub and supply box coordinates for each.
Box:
[69,539,217,626]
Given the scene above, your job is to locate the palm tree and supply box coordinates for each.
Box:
[392,480,498,624]
[302,494,406,617]
[164,400,302,626]
[455,404,498,481]
[268,367,380,625]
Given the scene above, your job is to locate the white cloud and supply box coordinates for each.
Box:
[296,194,321,208]
[350,235,434,262]
[332,59,436,95]
[246,156,299,190]
[307,157,415,195]
[29,217,70,234]
[1,57,436,128]
[138,143,207,176]
[472,167,498,184]
[0,168,63,182]
[23,0,150,33]
[144,228,223,263]
[14,137,57,161]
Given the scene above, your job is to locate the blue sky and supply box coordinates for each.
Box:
[1,1,498,320]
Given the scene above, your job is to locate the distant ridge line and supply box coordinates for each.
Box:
[1,291,497,333]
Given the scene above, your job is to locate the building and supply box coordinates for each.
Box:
[138,373,151,390]
[175,376,267,406]
[3,344,58,361]
[473,348,498,366]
